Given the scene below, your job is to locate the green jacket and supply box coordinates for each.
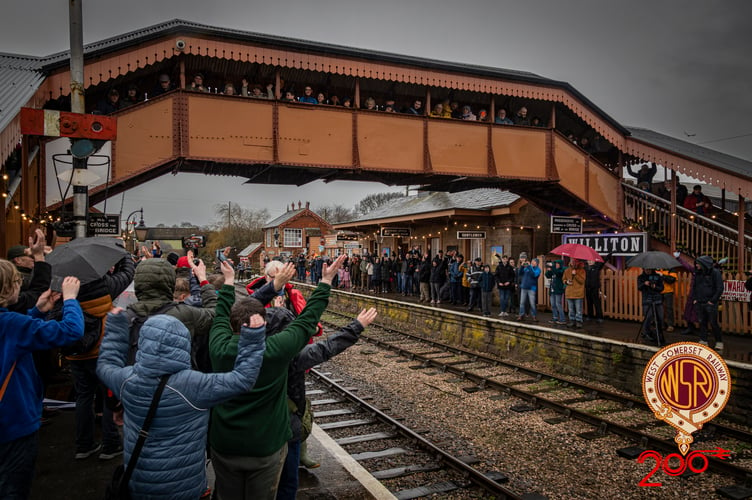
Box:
[209,282,331,457]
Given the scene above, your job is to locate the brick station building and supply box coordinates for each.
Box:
[262,201,333,263]
[334,188,549,262]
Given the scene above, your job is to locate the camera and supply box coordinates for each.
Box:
[176,39,186,50]
[216,249,228,263]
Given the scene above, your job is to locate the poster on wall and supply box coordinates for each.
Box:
[491,246,504,261]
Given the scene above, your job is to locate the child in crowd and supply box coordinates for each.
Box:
[479,264,496,317]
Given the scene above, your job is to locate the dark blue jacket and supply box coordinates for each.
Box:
[1,300,83,444]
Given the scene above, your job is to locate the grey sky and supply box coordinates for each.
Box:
[2,0,751,227]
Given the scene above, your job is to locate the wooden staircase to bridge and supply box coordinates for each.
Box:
[623,183,751,272]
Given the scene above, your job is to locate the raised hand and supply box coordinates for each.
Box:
[61,276,81,301]
[220,260,234,286]
[248,313,265,329]
[29,229,46,261]
[321,255,347,284]
[356,307,378,328]
[35,289,61,313]
[273,262,296,291]
[192,259,207,283]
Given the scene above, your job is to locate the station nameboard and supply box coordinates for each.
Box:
[550,216,583,234]
[336,233,359,241]
[87,214,120,236]
[381,227,411,237]
[562,232,647,256]
[457,231,486,239]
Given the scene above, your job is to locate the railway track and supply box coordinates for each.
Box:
[307,368,531,499]
[320,310,752,497]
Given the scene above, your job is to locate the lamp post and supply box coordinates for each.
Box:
[124,208,147,254]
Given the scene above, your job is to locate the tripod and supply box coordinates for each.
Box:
[635,301,665,347]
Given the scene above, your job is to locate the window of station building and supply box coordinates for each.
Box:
[284,228,303,248]
[266,230,272,247]
[470,239,483,261]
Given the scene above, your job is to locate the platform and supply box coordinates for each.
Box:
[30,410,393,499]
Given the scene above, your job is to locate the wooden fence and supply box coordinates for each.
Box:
[536,265,752,335]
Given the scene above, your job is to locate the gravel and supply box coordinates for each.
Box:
[318,340,742,500]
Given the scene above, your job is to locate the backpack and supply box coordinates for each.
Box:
[125,302,180,366]
[62,295,113,359]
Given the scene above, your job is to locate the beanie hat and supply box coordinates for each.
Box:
[176,256,192,268]
[7,245,28,260]
[166,252,180,266]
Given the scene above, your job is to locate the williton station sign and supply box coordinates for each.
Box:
[562,232,647,256]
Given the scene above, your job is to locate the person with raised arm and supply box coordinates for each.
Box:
[1,267,83,499]
[209,255,347,500]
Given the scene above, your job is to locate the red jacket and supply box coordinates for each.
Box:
[246,277,323,337]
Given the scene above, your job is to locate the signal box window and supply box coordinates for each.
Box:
[284,228,303,248]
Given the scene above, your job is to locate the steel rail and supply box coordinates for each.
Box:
[310,368,525,499]
[319,316,752,481]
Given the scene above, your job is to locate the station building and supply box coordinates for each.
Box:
[262,201,333,263]
[334,188,550,263]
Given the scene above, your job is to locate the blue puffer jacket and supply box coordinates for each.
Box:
[97,313,266,500]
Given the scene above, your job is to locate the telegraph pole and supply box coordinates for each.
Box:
[69,0,88,239]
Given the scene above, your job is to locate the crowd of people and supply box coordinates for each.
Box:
[0,232,378,499]
[0,227,741,498]
[287,244,730,349]
[94,73,562,130]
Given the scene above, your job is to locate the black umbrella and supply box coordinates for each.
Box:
[627,251,682,270]
[47,237,129,289]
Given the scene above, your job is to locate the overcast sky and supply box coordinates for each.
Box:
[2,0,751,227]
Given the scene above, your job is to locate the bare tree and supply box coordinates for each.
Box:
[205,202,269,258]
[315,204,353,224]
[356,192,406,215]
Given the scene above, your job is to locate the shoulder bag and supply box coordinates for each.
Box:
[104,374,170,500]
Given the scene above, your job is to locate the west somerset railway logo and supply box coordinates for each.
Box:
[638,342,732,486]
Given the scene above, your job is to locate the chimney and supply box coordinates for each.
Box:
[298,201,302,209]
[305,201,310,209]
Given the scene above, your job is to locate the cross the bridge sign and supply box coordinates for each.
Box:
[87,214,120,236]
[550,216,582,234]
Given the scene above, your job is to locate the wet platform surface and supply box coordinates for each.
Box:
[30,410,389,499]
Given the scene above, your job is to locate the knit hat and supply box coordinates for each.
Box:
[166,252,180,266]
[7,245,28,260]
[176,256,192,268]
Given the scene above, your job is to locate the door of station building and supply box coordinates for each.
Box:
[430,237,440,255]
[469,239,483,261]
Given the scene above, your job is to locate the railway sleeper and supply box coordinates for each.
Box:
[310,398,345,406]
[716,484,752,500]
[336,431,398,445]
[317,418,375,430]
[371,463,442,480]
[313,408,356,418]
[351,447,408,461]
[544,409,572,425]
[578,421,609,440]
[394,481,459,500]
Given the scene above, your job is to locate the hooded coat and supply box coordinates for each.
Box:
[127,260,217,370]
[692,256,723,304]
[97,313,265,500]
